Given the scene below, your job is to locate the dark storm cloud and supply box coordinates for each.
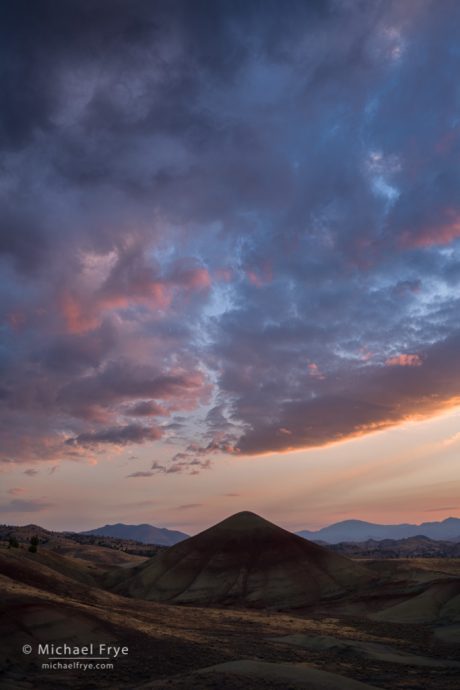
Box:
[1,0,460,464]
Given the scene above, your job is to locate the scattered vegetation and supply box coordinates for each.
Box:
[28,535,39,553]
[0,524,165,558]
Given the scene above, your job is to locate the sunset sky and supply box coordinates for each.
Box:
[1,0,460,533]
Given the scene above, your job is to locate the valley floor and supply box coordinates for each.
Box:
[1,546,459,690]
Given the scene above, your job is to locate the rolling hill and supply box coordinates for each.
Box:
[330,535,460,559]
[1,513,460,689]
[116,511,372,607]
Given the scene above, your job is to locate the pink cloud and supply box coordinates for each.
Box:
[59,292,99,334]
[100,283,172,312]
[278,427,292,436]
[58,251,212,336]
[400,209,460,248]
[0,421,91,464]
[170,262,211,290]
[308,362,325,379]
[359,347,374,362]
[385,353,422,367]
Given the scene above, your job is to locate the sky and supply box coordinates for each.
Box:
[1,0,460,534]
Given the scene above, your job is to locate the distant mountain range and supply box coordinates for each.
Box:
[82,523,189,546]
[329,535,460,559]
[5,516,460,548]
[296,517,460,543]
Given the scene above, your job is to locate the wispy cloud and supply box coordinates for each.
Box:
[7,487,26,496]
[176,503,203,510]
[0,499,54,513]
[126,471,155,478]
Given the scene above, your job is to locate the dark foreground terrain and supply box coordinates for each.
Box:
[1,515,459,690]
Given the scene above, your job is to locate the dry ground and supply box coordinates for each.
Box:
[0,546,459,690]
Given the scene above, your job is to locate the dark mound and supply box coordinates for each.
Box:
[117,511,372,608]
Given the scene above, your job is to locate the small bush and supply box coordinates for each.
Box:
[29,535,39,553]
[8,536,19,549]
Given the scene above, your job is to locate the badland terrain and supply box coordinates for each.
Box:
[1,512,459,689]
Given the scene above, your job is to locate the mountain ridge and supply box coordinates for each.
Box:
[81,522,189,546]
[296,516,460,543]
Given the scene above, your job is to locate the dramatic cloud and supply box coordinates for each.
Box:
[1,0,460,467]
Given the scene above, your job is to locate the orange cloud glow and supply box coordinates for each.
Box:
[308,362,325,379]
[59,292,99,334]
[400,209,460,248]
[385,353,422,367]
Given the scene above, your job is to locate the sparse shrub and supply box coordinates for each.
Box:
[8,536,19,549]
[28,535,39,553]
